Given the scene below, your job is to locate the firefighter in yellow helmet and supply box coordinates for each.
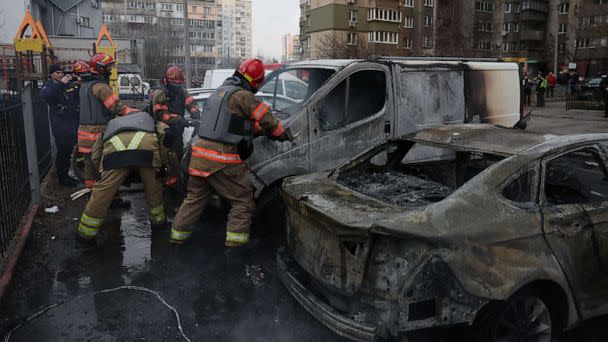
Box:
[77,112,167,243]
[169,58,294,246]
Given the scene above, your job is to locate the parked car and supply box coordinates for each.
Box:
[278,124,608,341]
[244,58,524,203]
[580,77,602,90]
[118,73,149,100]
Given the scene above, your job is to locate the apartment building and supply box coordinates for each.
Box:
[101,0,220,77]
[217,0,252,66]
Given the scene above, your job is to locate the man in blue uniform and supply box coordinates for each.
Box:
[41,64,80,186]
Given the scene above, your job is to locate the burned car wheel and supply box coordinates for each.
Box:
[476,292,552,342]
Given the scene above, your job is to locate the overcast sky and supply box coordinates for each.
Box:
[251,0,300,60]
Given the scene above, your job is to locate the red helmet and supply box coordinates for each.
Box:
[237,58,265,90]
[89,53,115,74]
[72,60,89,75]
[164,66,185,85]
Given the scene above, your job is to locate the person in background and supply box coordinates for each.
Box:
[41,64,80,187]
[546,71,557,98]
[535,72,547,107]
[523,73,532,106]
[569,71,579,95]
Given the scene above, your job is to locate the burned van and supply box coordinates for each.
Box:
[245,58,523,199]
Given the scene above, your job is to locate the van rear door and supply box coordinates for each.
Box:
[390,62,466,139]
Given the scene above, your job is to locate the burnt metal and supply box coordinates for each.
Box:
[279,124,608,341]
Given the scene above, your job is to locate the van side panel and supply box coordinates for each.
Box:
[463,62,520,127]
[392,64,466,139]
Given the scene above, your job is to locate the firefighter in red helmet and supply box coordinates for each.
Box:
[76,53,137,207]
[149,66,201,188]
[169,58,294,247]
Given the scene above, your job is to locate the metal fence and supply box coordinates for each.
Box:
[0,93,31,256]
[566,89,605,110]
[31,87,52,179]
[0,83,51,256]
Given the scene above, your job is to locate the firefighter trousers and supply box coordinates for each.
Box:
[77,167,166,240]
[156,122,181,187]
[171,165,255,246]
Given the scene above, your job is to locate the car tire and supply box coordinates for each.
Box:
[254,184,286,237]
[474,290,553,342]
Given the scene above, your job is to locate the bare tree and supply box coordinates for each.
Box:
[435,1,476,57]
[144,19,173,79]
[316,32,377,60]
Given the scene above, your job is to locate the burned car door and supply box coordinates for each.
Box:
[541,146,608,318]
[308,63,391,173]
[248,67,336,189]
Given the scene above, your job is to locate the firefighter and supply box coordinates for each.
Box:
[149,66,201,187]
[170,58,294,247]
[77,112,167,242]
[77,53,137,209]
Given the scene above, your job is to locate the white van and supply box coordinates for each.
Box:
[118,73,150,100]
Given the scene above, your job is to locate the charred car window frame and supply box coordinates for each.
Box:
[316,68,389,134]
[540,145,608,206]
[499,163,540,205]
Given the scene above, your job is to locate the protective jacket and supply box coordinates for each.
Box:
[188,76,288,178]
[101,113,161,172]
[150,84,200,124]
[77,76,137,153]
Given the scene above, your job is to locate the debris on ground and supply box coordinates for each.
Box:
[244,264,265,288]
[44,206,59,214]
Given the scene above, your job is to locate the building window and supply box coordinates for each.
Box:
[478,21,492,32]
[504,22,518,32]
[476,40,491,50]
[558,3,569,14]
[348,10,357,22]
[559,23,567,34]
[347,32,357,45]
[367,8,402,23]
[424,16,433,27]
[504,2,511,13]
[423,36,433,48]
[175,4,183,12]
[475,1,494,12]
[404,0,414,7]
[559,42,567,52]
[161,3,173,11]
[307,15,311,27]
[404,17,414,28]
[576,37,590,48]
[79,16,91,27]
[423,0,433,7]
[404,37,412,49]
[368,31,399,44]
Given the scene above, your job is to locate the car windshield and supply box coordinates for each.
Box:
[258,67,336,113]
[337,141,505,207]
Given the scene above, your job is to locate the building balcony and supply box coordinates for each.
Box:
[520,11,546,22]
[520,30,544,41]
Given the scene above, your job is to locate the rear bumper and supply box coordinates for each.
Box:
[276,247,378,342]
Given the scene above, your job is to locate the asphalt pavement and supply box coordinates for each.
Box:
[1,101,608,342]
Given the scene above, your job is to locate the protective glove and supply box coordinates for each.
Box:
[278,127,295,142]
[163,126,177,147]
[172,116,188,128]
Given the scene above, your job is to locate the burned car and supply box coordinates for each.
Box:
[278,124,608,341]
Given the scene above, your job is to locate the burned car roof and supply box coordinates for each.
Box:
[284,59,362,68]
[404,124,608,156]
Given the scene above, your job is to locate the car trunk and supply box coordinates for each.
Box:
[282,174,401,297]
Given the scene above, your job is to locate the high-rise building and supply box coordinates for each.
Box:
[102,0,219,78]
[217,0,252,67]
[282,34,300,61]
[302,0,607,76]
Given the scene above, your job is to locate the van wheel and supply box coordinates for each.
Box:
[474,291,552,342]
[255,184,285,237]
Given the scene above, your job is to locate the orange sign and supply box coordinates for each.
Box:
[13,10,46,52]
[95,24,118,95]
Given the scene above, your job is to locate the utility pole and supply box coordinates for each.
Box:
[554,5,559,76]
[183,0,192,88]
